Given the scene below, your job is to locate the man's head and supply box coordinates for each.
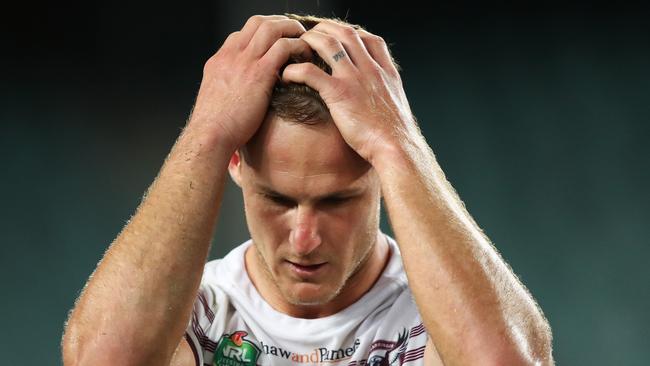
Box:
[269,13,346,125]
[228,14,393,315]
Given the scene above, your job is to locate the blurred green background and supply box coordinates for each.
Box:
[1,1,648,364]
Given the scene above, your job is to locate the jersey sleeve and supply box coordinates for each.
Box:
[185,284,219,366]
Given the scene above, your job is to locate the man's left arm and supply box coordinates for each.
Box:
[282,20,553,366]
[373,130,554,366]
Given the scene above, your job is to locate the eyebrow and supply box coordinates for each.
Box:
[254,183,365,201]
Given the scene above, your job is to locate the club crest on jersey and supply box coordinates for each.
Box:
[214,331,261,366]
[367,328,409,366]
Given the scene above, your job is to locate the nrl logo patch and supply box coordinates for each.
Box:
[214,331,261,366]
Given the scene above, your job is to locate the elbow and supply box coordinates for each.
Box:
[492,348,554,366]
[524,316,554,365]
[475,344,553,366]
[61,326,108,366]
[62,323,171,366]
[489,324,554,366]
[489,347,554,366]
[464,321,553,366]
[498,311,554,366]
[63,342,168,366]
[61,318,82,366]
[63,340,173,366]
[530,325,555,366]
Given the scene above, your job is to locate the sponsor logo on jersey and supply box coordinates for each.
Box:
[259,338,361,363]
[214,331,261,366]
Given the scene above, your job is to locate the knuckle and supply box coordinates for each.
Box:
[367,64,384,78]
[257,20,272,33]
[260,39,289,65]
[359,31,382,44]
[340,26,358,39]
[327,80,351,102]
[203,53,227,75]
[288,19,305,31]
[386,66,400,79]
[247,63,269,84]
[251,63,266,78]
[203,57,216,74]
[290,62,310,74]
[325,36,340,49]
[258,19,282,36]
[370,34,386,45]
[283,38,301,53]
[301,63,317,73]
[291,63,316,78]
[224,31,240,44]
[246,15,263,27]
[276,37,291,48]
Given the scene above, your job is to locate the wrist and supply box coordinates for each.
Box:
[370,134,434,175]
[182,117,239,158]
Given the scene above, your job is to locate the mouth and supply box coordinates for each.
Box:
[286,260,327,277]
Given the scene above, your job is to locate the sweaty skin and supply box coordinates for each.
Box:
[231,114,388,319]
[62,15,554,366]
[278,19,554,365]
[62,15,313,366]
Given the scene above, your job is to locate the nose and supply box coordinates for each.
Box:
[289,206,322,256]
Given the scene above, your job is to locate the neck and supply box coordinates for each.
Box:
[245,231,390,319]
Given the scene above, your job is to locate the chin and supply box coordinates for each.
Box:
[283,283,340,306]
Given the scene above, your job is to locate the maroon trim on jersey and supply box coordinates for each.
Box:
[403,345,426,363]
[197,291,215,323]
[191,310,219,352]
[184,332,200,366]
[410,323,426,338]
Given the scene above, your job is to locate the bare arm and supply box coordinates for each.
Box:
[61,15,311,366]
[374,140,554,365]
[61,124,231,366]
[282,20,553,365]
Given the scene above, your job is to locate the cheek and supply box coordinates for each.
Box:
[244,195,290,238]
[329,197,380,242]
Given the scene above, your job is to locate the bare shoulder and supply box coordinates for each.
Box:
[170,337,197,366]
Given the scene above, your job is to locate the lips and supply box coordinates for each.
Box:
[286,260,327,277]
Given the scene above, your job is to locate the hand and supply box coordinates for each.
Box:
[281,20,421,164]
[188,15,312,152]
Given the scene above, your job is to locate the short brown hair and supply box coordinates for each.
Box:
[269,14,371,124]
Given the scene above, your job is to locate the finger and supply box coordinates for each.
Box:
[247,19,307,58]
[282,62,334,94]
[299,30,356,75]
[357,29,400,74]
[220,31,242,51]
[238,15,288,47]
[312,20,375,70]
[260,38,314,72]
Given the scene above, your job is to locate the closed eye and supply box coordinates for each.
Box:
[265,194,296,207]
[320,196,352,206]
[262,191,356,208]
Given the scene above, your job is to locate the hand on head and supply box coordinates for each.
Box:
[281,18,416,164]
[188,15,312,152]
[189,14,417,166]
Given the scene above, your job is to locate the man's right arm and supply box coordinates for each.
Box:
[61,121,232,366]
[61,15,311,366]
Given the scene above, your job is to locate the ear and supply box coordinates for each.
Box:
[228,150,243,188]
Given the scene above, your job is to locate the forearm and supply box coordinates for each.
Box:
[62,124,233,365]
[374,137,553,365]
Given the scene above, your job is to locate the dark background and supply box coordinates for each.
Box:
[1,1,649,364]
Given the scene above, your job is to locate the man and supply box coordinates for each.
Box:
[62,14,554,366]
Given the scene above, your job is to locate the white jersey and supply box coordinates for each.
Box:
[185,236,428,366]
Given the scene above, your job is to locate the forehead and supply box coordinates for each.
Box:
[242,115,373,196]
